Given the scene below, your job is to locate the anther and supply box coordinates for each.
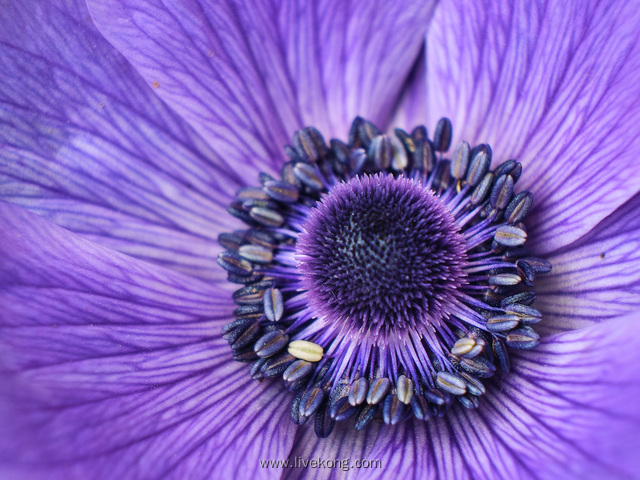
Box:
[460,372,486,396]
[506,326,540,349]
[283,359,315,383]
[261,353,296,378]
[293,127,326,163]
[254,330,289,358]
[504,303,542,324]
[299,387,325,418]
[501,292,536,307]
[466,149,490,186]
[414,138,436,172]
[348,377,369,406]
[459,394,479,409]
[249,206,284,227]
[486,314,521,332]
[436,371,467,396]
[293,162,324,191]
[383,395,405,425]
[450,140,470,179]
[238,244,273,264]
[217,251,253,276]
[458,355,496,378]
[410,395,430,421]
[263,180,300,203]
[433,117,453,152]
[451,337,476,356]
[494,159,517,178]
[411,125,428,142]
[489,273,522,286]
[354,404,378,430]
[349,117,380,149]
[394,128,416,156]
[505,191,533,223]
[492,337,510,373]
[490,174,514,210]
[366,377,391,405]
[288,340,324,362]
[471,172,494,205]
[314,405,335,439]
[368,135,393,169]
[396,375,414,405]
[263,287,284,322]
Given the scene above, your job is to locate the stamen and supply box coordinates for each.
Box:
[217,116,551,437]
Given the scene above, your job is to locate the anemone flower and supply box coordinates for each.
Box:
[2,0,640,479]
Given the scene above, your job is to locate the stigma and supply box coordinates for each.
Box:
[217,117,551,437]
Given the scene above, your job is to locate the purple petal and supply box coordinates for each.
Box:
[389,48,428,132]
[537,191,640,334]
[0,203,296,479]
[0,0,244,281]
[87,0,438,152]
[282,316,640,479]
[425,0,640,252]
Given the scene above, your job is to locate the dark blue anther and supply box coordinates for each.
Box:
[471,172,494,205]
[501,292,536,307]
[254,330,288,358]
[411,125,428,142]
[383,394,405,425]
[433,117,453,152]
[506,326,540,349]
[459,355,496,378]
[299,387,325,418]
[330,395,358,421]
[466,149,490,186]
[293,126,326,163]
[505,191,533,223]
[450,140,471,179]
[283,359,314,383]
[261,353,296,378]
[263,287,284,322]
[410,394,431,421]
[354,404,378,430]
[490,174,514,210]
[414,138,436,173]
[314,403,335,438]
[492,338,511,373]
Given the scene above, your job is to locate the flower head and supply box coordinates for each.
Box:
[1,0,640,479]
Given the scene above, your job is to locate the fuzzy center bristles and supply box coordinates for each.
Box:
[297,173,467,331]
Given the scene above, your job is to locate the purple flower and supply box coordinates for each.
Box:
[1,0,640,478]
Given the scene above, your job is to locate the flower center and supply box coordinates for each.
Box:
[217,117,551,438]
[297,174,467,330]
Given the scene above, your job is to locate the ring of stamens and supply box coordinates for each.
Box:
[217,117,551,438]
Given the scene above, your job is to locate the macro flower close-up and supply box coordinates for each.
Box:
[2,0,640,478]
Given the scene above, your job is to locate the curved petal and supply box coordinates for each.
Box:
[0,203,296,479]
[87,0,438,157]
[425,0,640,252]
[282,316,640,479]
[389,47,428,132]
[0,0,244,281]
[537,191,640,334]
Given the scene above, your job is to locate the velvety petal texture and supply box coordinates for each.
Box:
[0,203,296,479]
[424,0,640,252]
[0,0,245,281]
[282,316,640,479]
[537,192,640,334]
[87,0,438,161]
